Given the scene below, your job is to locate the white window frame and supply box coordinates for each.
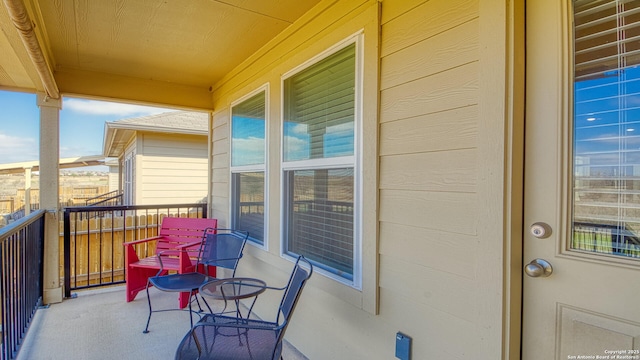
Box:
[123,149,135,205]
[280,33,364,289]
[229,84,269,249]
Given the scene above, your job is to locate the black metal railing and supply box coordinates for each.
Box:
[85,190,122,206]
[0,210,45,360]
[62,203,207,298]
[1,205,41,227]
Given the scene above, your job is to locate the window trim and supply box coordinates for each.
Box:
[279,33,363,289]
[229,84,269,250]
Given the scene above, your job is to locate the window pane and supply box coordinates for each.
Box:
[283,44,355,162]
[285,168,354,278]
[572,0,640,258]
[233,172,264,244]
[232,92,265,167]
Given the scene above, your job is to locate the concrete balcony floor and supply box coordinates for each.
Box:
[17,285,307,360]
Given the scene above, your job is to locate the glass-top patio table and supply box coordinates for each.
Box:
[199,277,267,318]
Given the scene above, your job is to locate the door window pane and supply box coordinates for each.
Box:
[572,0,640,258]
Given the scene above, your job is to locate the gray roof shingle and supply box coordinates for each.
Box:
[108,111,208,134]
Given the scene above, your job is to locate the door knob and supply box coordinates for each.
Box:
[524,258,553,278]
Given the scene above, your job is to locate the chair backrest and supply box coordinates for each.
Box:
[276,256,313,336]
[156,217,218,256]
[198,229,249,275]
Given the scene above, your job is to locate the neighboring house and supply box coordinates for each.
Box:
[1,1,638,359]
[105,159,119,193]
[103,111,209,205]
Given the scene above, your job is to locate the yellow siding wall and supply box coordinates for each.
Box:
[136,132,208,205]
[209,0,514,359]
[379,0,483,358]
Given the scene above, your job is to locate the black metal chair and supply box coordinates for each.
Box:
[174,255,313,360]
[143,228,249,333]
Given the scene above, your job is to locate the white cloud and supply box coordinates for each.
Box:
[289,123,308,135]
[326,122,354,135]
[231,137,265,165]
[0,133,38,163]
[283,135,309,161]
[64,99,171,116]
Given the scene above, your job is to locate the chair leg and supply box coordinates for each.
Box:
[194,292,204,313]
[200,295,213,314]
[143,281,153,333]
[188,293,194,328]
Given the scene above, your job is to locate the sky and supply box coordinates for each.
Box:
[0,90,174,171]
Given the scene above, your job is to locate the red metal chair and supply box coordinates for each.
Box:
[123,217,218,308]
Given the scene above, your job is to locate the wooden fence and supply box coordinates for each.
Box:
[59,213,168,289]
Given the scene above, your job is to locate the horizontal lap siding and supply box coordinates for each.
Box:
[139,133,208,204]
[379,289,476,359]
[378,0,480,354]
[206,0,501,357]
[210,116,229,224]
[209,1,384,358]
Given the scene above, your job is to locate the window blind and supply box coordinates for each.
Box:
[232,92,266,119]
[574,0,640,81]
[285,168,354,278]
[283,44,356,161]
[572,0,640,258]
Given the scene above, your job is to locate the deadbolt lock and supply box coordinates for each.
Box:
[530,222,552,239]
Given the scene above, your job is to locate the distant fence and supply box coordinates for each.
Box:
[0,210,45,360]
[62,203,207,298]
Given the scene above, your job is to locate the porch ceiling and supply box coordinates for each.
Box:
[0,0,323,109]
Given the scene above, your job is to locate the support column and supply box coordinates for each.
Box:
[24,167,31,216]
[37,92,63,304]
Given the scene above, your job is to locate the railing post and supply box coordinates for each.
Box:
[0,240,6,360]
[63,209,71,299]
